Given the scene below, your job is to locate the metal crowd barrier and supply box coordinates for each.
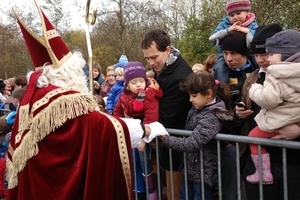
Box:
[132,128,300,200]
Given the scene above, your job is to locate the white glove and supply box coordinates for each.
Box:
[120,118,143,148]
[143,122,169,143]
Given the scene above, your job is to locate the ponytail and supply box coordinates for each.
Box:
[215,80,233,111]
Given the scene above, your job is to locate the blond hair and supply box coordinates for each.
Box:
[115,67,124,76]
[192,63,205,73]
[106,65,115,73]
[146,70,155,78]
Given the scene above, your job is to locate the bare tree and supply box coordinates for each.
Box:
[90,0,165,69]
[2,0,300,78]
[0,23,32,79]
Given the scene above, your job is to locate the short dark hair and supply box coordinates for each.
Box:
[92,62,102,74]
[15,75,27,88]
[141,29,170,52]
[204,54,218,72]
[93,94,106,112]
[0,79,5,93]
[12,88,26,101]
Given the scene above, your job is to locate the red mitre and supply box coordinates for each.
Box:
[12,0,72,71]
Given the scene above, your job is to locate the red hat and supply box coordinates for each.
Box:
[12,0,72,71]
[11,0,73,135]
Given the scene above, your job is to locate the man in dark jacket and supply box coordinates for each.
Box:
[218,30,259,200]
[141,29,192,200]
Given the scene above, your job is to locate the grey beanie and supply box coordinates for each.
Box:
[266,29,300,61]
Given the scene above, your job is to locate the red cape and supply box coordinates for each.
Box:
[7,84,133,200]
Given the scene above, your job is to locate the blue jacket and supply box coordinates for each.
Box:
[211,16,258,54]
[106,80,124,114]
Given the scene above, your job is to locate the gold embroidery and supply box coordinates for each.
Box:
[7,92,98,189]
[102,113,132,200]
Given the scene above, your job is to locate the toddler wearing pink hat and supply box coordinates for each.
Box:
[209,0,258,83]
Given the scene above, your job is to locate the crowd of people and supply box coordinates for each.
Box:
[1,0,300,199]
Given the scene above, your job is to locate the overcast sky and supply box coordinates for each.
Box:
[1,0,93,30]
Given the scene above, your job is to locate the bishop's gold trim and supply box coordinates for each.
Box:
[7,91,98,189]
[102,113,132,200]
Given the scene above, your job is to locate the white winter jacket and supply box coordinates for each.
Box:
[249,62,300,132]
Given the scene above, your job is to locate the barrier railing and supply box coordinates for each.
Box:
[132,128,300,200]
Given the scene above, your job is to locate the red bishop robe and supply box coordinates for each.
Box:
[7,84,133,200]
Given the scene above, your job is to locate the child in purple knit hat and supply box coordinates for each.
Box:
[113,61,163,199]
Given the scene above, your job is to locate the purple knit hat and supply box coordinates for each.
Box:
[123,61,150,86]
[226,0,251,15]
